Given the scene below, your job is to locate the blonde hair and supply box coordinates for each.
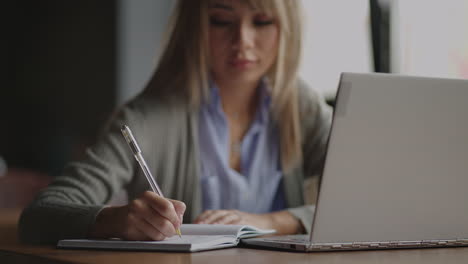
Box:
[146,0,303,172]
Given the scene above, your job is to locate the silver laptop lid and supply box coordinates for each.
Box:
[311,72,468,244]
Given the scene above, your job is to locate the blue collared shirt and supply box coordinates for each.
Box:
[198,80,286,213]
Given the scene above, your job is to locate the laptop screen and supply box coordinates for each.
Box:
[310,73,468,244]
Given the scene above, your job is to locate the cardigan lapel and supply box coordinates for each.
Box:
[185,109,203,222]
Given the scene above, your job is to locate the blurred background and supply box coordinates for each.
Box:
[2,0,467,208]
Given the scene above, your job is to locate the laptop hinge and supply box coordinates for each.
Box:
[308,239,468,250]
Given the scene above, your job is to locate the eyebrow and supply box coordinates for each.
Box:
[209,3,234,11]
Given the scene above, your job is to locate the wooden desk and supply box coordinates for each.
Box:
[2,209,468,264]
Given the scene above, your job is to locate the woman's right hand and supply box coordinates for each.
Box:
[88,191,186,241]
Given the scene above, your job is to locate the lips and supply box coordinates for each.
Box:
[229,58,257,68]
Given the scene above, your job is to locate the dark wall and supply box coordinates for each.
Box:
[370,0,390,73]
[3,0,117,175]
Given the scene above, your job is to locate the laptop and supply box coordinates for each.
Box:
[243,72,468,251]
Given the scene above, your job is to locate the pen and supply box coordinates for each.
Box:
[120,124,182,238]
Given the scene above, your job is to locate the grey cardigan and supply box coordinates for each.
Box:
[18,81,332,244]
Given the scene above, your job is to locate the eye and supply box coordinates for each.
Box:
[253,14,275,27]
[210,18,232,27]
[254,19,274,26]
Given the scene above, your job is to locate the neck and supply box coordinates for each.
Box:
[215,79,260,120]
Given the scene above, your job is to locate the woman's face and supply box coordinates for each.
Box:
[208,0,279,86]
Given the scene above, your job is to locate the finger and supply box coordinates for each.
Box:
[194,210,216,223]
[128,213,166,241]
[141,191,181,228]
[201,211,230,224]
[121,213,153,241]
[145,216,178,238]
[194,210,218,223]
[130,198,177,237]
[169,199,186,223]
[213,213,241,225]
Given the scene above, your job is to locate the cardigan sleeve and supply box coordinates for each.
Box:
[286,80,333,234]
[18,102,145,244]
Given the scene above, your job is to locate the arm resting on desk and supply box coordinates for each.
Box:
[18,106,140,244]
[19,199,104,244]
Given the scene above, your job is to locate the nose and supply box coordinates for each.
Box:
[232,23,254,51]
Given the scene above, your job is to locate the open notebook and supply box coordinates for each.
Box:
[57,224,275,252]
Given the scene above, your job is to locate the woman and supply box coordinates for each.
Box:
[19,0,332,243]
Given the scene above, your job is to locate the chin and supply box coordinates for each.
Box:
[228,71,264,84]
